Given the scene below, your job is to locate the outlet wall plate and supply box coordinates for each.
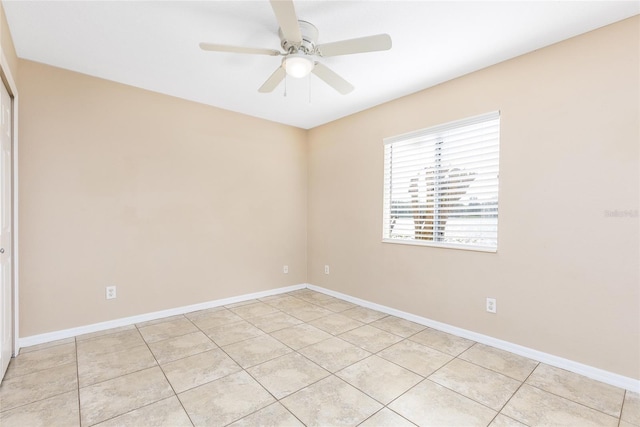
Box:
[283,265,289,274]
[106,286,117,300]
[486,297,496,313]
[324,265,330,274]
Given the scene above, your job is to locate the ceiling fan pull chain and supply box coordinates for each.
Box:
[284,74,288,97]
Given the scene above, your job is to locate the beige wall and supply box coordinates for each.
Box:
[18,60,308,336]
[307,16,639,379]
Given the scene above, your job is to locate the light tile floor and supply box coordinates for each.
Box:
[1,289,638,427]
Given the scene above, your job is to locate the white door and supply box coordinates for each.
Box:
[0,80,12,380]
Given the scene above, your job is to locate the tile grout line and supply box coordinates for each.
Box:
[356,406,417,427]
[75,337,82,426]
[488,360,539,427]
[421,355,507,414]
[74,328,163,391]
[618,389,630,427]
[334,306,627,425]
[618,390,624,427]
[512,365,630,423]
[78,318,197,426]
[76,323,186,426]
[210,296,401,425]
[372,333,458,376]
[236,359,310,427]
[0,360,79,415]
[331,353,415,409]
[365,334,524,425]
[203,297,330,426]
[136,319,197,427]
[455,342,539,384]
[0,341,77,381]
[523,371,627,421]
[531,383,628,421]
[431,344,533,420]
[382,376,432,422]
[181,301,315,415]
[268,317,426,423]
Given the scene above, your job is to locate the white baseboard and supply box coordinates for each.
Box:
[18,281,638,392]
[307,284,640,393]
[18,284,306,350]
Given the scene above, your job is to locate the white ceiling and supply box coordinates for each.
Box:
[4,1,638,129]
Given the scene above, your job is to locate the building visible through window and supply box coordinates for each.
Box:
[383,111,500,252]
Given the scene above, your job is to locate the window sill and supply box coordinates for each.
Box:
[382,238,497,253]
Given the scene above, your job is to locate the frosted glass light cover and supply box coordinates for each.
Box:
[285,55,314,78]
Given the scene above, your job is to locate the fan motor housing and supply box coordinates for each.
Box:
[280,20,318,54]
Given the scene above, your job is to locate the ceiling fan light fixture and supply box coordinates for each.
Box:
[284,54,314,78]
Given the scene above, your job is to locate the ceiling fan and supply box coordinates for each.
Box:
[199,0,392,95]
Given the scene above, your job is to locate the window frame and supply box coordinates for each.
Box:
[382,111,501,253]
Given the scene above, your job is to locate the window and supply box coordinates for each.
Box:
[383,111,500,252]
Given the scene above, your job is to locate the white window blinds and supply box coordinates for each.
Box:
[383,111,500,252]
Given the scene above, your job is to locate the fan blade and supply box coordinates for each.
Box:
[270,0,302,44]
[312,62,354,95]
[200,43,281,56]
[258,66,286,93]
[317,34,392,57]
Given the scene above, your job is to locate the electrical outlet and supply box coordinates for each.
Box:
[486,297,496,313]
[106,286,117,300]
[324,265,330,275]
[283,265,289,274]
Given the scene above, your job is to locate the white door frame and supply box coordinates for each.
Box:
[0,51,19,357]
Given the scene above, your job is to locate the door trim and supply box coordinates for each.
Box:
[0,50,19,357]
